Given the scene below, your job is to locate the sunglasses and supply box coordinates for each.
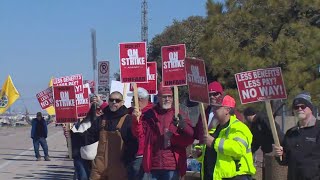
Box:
[209,92,221,97]
[293,104,307,110]
[109,98,122,103]
[161,95,173,99]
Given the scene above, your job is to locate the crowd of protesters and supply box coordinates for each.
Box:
[60,81,320,180]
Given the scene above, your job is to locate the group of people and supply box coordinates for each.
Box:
[31,80,320,180]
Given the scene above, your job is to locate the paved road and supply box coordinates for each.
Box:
[0,125,74,179]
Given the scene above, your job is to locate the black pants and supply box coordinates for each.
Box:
[223,175,252,180]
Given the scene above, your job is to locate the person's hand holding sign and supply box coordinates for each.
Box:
[132,107,142,122]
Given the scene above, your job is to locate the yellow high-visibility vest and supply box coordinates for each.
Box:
[196,115,256,180]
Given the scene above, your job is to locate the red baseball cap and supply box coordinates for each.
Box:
[158,82,173,95]
[208,81,223,94]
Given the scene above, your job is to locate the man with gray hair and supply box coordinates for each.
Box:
[130,87,154,180]
[273,91,320,180]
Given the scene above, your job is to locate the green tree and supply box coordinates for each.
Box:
[201,0,320,111]
[148,16,207,103]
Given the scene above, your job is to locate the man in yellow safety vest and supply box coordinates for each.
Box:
[203,95,256,180]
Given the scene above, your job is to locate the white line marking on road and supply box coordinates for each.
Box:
[0,131,61,170]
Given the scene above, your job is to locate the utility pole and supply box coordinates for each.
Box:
[91,29,97,94]
[141,0,153,102]
[141,0,148,44]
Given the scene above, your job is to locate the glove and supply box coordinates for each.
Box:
[173,114,186,129]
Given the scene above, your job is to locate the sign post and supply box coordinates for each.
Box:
[98,61,110,96]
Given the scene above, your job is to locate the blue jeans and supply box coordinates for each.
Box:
[33,137,49,158]
[150,170,179,180]
[127,157,146,180]
[73,156,91,180]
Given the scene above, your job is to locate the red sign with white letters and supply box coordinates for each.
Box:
[119,42,147,83]
[76,87,90,118]
[53,86,78,123]
[36,87,54,109]
[185,58,209,104]
[53,74,83,93]
[53,74,89,118]
[235,67,287,104]
[129,62,157,95]
[84,80,95,93]
[161,44,187,87]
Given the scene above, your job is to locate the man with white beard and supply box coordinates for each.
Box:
[132,83,194,180]
[273,91,320,180]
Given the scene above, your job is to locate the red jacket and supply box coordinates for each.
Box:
[131,102,154,156]
[133,104,194,177]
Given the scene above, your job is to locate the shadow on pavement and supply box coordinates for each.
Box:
[3,158,35,162]
[12,164,74,180]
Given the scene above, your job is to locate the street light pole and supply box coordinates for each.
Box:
[91,29,97,94]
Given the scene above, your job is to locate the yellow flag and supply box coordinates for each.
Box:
[0,75,20,114]
[45,77,55,115]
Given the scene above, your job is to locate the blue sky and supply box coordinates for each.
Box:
[0,0,223,114]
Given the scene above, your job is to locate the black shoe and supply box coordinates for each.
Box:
[44,156,51,161]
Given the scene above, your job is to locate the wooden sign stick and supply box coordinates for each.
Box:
[63,123,73,159]
[265,100,282,160]
[199,103,208,137]
[174,86,179,118]
[133,83,140,121]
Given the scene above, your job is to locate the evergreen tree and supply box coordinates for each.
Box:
[201,0,320,110]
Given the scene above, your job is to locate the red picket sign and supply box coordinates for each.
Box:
[235,67,287,104]
[129,62,157,95]
[76,87,90,118]
[185,58,209,104]
[53,74,90,118]
[161,44,187,87]
[36,87,54,109]
[53,86,78,123]
[119,42,147,83]
[53,74,83,94]
[84,80,95,94]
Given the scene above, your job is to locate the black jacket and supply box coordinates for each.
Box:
[250,112,284,153]
[278,120,320,180]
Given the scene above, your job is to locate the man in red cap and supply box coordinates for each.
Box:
[194,81,224,144]
[203,95,256,179]
[132,83,194,179]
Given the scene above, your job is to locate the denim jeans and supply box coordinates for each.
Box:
[127,157,147,180]
[73,156,91,180]
[150,170,179,180]
[33,137,49,158]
